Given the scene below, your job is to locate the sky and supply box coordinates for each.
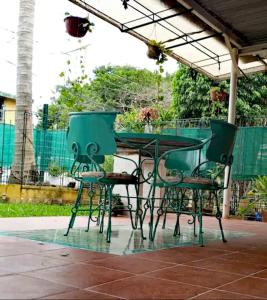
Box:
[0,0,178,114]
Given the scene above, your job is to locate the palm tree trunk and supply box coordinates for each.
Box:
[9,0,36,184]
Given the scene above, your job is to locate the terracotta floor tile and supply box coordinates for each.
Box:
[220,276,267,298]
[147,265,242,288]
[221,252,267,267]
[134,248,196,264]
[25,263,134,289]
[0,274,74,299]
[0,239,65,257]
[90,255,174,274]
[135,246,227,264]
[90,275,208,299]
[0,253,70,273]
[194,289,261,299]
[253,270,267,279]
[40,248,117,263]
[169,245,230,257]
[186,257,266,275]
[41,289,122,299]
[240,245,267,256]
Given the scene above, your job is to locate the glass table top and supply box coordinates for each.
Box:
[0,224,252,255]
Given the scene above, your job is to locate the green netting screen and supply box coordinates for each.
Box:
[0,124,266,180]
[161,126,267,179]
[0,123,15,167]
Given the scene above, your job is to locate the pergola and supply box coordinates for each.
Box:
[68,0,267,217]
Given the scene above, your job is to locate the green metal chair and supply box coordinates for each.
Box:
[64,112,144,242]
[153,119,238,245]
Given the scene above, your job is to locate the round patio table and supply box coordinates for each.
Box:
[115,131,203,240]
[115,132,201,156]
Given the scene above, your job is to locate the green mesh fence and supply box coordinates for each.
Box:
[0,123,15,167]
[0,124,266,180]
[0,126,74,174]
[232,127,267,180]
[161,126,267,179]
[34,129,74,173]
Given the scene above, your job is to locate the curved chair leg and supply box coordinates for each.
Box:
[162,205,168,229]
[133,185,146,240]
[64,181,84,236]
[106,185,114,243]
[85,183,95,232]
[99,188,107,234]
[214,191,227,243]
[173,188,185,236]
[197,190,204,247]
[192,190,198,237]
[96,186,104,226]
[152,193,168,240]
[173,213,181,236]
[162,187,172,229]
[126,185,137,230]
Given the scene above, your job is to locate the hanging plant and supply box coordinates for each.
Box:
[146,40,171,73]
[64,13,94,38]
[209,86,227,102]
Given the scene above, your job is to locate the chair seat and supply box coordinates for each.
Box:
[157,176,218,189]
[80,171,138,184]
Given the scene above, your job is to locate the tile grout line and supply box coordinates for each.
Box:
[189,269,267,299]
[85,273,138,290]
[82,288,127,300]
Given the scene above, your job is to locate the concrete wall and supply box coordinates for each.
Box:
[0,184,94,205]
[2,99,15,124]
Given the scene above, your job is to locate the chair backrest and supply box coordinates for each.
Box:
[67,112,118,163]
[164,150,200,176]
[206,119,238,165]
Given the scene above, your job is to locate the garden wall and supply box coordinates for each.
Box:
[0,184,91,205]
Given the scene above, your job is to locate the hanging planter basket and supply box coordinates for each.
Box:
[210,88,226,102]
[147,44,161,60]
[64,16,90,38]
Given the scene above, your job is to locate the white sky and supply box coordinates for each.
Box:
[0,0,178,114]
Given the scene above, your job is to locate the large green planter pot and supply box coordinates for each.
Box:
[67,112,118,160]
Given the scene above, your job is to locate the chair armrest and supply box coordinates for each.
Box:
[155,137,212,185]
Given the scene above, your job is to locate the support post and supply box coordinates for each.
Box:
[222,47,238,218]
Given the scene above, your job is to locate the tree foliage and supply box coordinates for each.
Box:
[37,65,173,129]
[172,64,267,120]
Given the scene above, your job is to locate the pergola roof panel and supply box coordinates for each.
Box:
[69,0,267,79]
[196,0,267,45]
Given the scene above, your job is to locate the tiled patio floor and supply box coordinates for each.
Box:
[0,215,267,299]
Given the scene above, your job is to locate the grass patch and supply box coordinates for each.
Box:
[0,203,94,217]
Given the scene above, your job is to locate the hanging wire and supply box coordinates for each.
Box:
[122,0,130,9]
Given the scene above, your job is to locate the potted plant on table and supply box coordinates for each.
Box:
[138,107,159,133]
[64,13,94,38]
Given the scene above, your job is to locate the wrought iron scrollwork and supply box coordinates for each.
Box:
[72,142,80,160]
[86,142,99,156]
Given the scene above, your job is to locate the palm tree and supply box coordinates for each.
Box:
[9,0,36,184]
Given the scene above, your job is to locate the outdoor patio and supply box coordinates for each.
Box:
[0,215,267,299]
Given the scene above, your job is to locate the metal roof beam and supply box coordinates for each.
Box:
[121,9,192,32]
[166,32,222,49]
[239,43,267,56]
[177,0,246,48]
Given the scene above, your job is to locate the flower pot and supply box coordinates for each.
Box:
[210,90,226,101]
[64,16,90,38]
[144,123,153,133]
[147,45,161,60]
